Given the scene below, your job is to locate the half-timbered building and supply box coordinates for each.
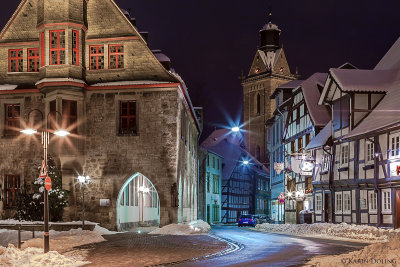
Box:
[283,73,330,224]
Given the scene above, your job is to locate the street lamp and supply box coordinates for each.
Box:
[77,175,91,229]
[243,160,249,165]
[231,126,240,133]
[20,109,70,253]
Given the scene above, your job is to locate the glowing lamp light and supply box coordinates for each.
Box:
[287,191,293,197]
[78,175,90,184]
[20,128,38,135]
[138,186,150,193]
[232,126,240,133]
[54,130,70,137]
[243,160,249,165]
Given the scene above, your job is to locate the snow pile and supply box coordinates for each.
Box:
[255,222,400,242]
[21,228,105,252]
[0,245,89,267]
[93,224,117,235]
[307,235,400,266]
[149,220,211,235]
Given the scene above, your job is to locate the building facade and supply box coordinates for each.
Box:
[267,80,302,223]
[198,148,222,224]
[309,37,400,228]
[283,73,330,224]
[241,16,296,166]
[0,0,199,231]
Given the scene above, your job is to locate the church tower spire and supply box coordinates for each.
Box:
[259,11,281,52]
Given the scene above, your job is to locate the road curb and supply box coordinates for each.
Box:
[147,234,244,266]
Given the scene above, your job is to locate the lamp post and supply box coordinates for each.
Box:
[77,175,90,229]
[20,109,70,253]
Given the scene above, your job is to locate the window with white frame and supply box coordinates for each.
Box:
[368,191,377,212]
[382,189,391,212]
[335,192,342,213]
[315,194,322,212]
[322,153,330,172]
[366,141,374,163]
[390,133,400,158]
[343,191,351,213]
[340,144,349,166]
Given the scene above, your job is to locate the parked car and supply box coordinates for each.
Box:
[238,214,257,227]
[254,214,272,224]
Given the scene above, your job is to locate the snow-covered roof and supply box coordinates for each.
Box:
[90,80,172,87]
[35,78,86,86]
[343,76,400,139]
[152,50,171,63]
[0,84,18,90]
[301,73,330,127]
[271,79,303,99]
[375,36,400,71]
[201,129,268,179]
[306,121,332,150]
[260,22,280,31]
[330,68,397,93]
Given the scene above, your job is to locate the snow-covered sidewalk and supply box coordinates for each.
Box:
[0,221,116,266]
[254,222,400,242]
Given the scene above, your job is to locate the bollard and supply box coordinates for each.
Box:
[32,226,35,238]
[17,225,21,249]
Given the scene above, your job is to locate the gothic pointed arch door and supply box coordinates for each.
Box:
[117,173,160,231]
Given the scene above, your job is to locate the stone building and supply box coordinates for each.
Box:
[241,15,296,166]
[0,0,200,231]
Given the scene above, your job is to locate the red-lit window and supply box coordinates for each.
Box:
[9,49,23,72]
[50,30,66,65]
[109,45,124,69]
[62,100,77,133]
[5,175,20,207]
[5,104,20,136]
[28,48,40,72]
[72,30,79,66]
[90,45,104,70]
[119,101,137,134]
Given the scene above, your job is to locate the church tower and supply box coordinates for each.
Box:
[241,14,296,166]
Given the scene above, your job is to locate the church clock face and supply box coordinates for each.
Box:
[280,67,284,73]
[255,67,260,74]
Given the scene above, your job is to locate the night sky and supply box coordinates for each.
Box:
[1,1,400,140]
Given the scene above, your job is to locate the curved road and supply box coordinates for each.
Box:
[181,225,369,267]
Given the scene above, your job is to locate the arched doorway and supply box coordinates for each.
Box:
[117,173,160,231]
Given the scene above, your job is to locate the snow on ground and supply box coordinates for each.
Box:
[255,222,400,242]
[0,245,89,267]
[21,228,105,252]
[307,235,400,267]
[149,220,211,235]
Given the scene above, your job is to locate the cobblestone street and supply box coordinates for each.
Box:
[75,232,228,267]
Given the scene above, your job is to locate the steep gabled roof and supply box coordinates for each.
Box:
[270,79,303,99]
[301,73,330,127]
[330,68,397,93]
[343,72,400,139]
[375,37,400,71]
[306,121,332,150]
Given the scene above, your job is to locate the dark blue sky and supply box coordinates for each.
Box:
[1,1,400,139]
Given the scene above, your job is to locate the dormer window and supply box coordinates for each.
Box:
[109,45,124,69]
[50,30,66,65]
[90,45,105,70]
[9,49,23,72]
